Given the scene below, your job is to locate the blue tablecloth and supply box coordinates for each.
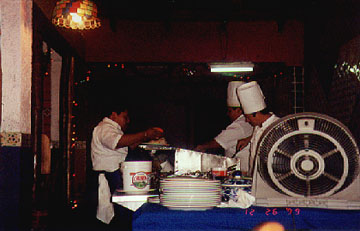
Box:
[132,203,360,231]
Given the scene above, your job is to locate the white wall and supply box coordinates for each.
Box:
[0,0,32,133]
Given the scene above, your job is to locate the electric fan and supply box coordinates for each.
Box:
[251,112,360,209]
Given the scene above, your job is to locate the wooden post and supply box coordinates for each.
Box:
[31,36,45,205]
[59,55,74,205]
[66,57,75,203]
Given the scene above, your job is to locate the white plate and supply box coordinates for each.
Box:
[148,196,160,203]
[167,206,214,211]
[161,194,220,198]
[116,188,156,194]
[161,198,221,202]
[162,202,220,207]
[221,184,251,187]
[162,204,218,211]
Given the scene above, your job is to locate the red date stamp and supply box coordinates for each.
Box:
[245,208,301,216]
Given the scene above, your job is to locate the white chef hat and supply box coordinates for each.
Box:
[236,81,266,114]
[227,81,245,107]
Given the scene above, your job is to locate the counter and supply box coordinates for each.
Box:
[132,203,360,231]
[112,190,158,211]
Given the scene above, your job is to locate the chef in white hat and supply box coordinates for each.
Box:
[236,81,279,175]
[195,81,253,172]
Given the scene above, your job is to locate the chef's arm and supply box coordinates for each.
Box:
[236,136,252,152]
[116,127,163,149]
[194,139,222,152]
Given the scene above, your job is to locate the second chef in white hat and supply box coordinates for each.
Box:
[236,81,280,175]
[194,81,253,172]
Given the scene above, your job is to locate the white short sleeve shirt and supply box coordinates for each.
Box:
[91,117,128,172]
[248,114,280,174]
[214,115,253,168]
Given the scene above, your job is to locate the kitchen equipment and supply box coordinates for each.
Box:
[212,167,227,177]
[174,148,239,173]
[251,112,360,209]
[212,167,227,182]
[138,144,176,151]
[121,161,152,193]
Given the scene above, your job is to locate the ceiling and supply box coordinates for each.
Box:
[33,0,360,65]
[38,0,360,33]
[91,0,360,40]
[91,0,322,33]
[94,0,311,22]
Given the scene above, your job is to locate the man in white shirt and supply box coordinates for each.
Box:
[91,103,163,226]
[194,81,253,172]
[236,81,280,176]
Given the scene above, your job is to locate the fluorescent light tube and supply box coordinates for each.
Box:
[210,62,254,72]
[211,67,254,72]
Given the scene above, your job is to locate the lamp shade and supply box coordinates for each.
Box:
[52,0,101,30]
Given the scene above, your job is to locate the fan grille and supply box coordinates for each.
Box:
[257,112,359,197]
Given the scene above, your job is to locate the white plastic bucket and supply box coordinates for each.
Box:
[121,161,152,193]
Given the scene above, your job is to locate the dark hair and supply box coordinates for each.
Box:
[251,107,269,117]
[259,107,270,114]
[102,101,129,117]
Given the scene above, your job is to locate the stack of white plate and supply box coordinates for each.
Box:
[160,177,221,211]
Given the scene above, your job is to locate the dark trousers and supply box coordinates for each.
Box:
[104,170,123,194]
[93,169,133,230]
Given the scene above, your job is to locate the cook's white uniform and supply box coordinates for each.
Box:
[91,117,128,224]
[248,114,279,175]
[215,115,253,171]
[91,117,128,171]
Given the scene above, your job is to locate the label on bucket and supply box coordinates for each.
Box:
[130,171,151,189]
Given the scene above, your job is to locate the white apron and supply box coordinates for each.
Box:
[96,173,114,224]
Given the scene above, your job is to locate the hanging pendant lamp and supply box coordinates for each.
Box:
[52,0,101,30]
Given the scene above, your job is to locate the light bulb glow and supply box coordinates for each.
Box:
[52,0,101,30]
[70,13,82,23]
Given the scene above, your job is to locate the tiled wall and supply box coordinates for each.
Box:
[1,132,31,147]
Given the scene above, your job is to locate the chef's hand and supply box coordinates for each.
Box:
[145,127,164,141]
[194,140,220,153]
[236,136,251,152]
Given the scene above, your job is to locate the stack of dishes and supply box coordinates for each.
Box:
[160,177,221,211]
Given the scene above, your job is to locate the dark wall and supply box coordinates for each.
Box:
[84,20,304,66]
[74,62,294,150]
[303,0,360,146]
